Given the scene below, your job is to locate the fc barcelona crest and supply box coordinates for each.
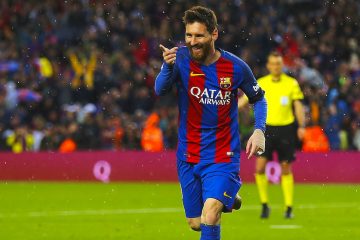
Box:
[220,77,231,89]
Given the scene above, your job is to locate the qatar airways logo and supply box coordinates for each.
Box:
[190,87,232,105]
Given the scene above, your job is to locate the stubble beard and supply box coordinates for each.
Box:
[187,41,212,63]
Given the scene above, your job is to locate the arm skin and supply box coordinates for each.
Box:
[237,94,249,109]
[294,100,306,140]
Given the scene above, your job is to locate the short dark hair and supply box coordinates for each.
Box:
[268,51,282,58]
[183,6,218,33]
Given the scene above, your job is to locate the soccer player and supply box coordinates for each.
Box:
[155,6,267,240]
[238,52,305,219]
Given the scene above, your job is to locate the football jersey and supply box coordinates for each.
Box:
[257,73,304,126]
[155,46,264,163]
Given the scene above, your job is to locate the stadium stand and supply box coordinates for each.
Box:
[0,0,359,152]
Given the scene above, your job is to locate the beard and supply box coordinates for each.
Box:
[187,40,212,62]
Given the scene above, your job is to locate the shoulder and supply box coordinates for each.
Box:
[282,73,298,84]
[221,49,248,68]
[257,74,271,83]
[282,74,302,91]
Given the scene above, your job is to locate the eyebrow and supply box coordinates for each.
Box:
[185,32,205,36]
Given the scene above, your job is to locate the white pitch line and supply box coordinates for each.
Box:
[270,225,302,229]
[0,202,358,219]
[241,202,359,210]
[0,208,183,218]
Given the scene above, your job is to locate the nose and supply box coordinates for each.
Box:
[190,37,197,46]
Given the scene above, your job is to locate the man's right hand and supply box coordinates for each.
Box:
[159,44,178,65]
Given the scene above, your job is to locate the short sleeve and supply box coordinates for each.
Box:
[291,79,304,101]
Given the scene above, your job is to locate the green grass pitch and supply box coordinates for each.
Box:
[0,182,359,239]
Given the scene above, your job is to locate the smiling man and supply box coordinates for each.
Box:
[155,6,267,240]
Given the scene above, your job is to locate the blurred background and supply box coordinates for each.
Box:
[0,0,359,153]
[0,0,359,239]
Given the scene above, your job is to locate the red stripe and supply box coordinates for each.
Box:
[186,61,205,163]
[215,57,234,163]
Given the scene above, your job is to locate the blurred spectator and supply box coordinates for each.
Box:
[141,113,164,152]
[31,115,45,151]
[354,127,360,151]
[76,113,101,150]
[100,117,124,150]
[0,123,7,151]
[123,122,141,150]
[59,138,77,153]
[324,104,341,150]
[6,125,34,153]
[40,125,63,151]
[302,126,330,152]
[58,122,78,153]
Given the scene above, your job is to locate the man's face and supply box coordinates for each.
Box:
[266,56,284,76]
[185,22,217,62]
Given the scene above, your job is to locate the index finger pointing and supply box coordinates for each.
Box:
[159,44,168,52]
[248,145,256,159]
[246,140,251,155]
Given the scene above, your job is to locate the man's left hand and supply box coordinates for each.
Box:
[246,129,265,159]
[297,127,305,141]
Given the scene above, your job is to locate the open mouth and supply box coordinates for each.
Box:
[191,45,202,54]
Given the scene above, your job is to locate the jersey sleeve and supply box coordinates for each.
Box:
[154,61,179,96]
[291,79,304,101]
[253,97,267,132]
[238,62,265,104]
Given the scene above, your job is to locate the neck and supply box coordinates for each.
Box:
[271,74,281,81]
[202,47,220,66]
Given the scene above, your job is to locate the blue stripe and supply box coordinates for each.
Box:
[199,64,218,162]
[176,55,190,161]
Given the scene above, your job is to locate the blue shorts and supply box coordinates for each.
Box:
[177,160,241,218]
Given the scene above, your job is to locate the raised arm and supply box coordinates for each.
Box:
[154,45,179,96]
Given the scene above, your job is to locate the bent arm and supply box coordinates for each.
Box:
[154,62,178,96]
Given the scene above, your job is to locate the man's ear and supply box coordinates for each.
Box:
[212,28,218,41]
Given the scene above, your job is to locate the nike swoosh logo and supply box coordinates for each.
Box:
[223,192,232,199]
[190,71,205,77]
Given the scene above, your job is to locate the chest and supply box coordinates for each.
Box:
[178,60,236,91]
[177,60,238,105]
[261,81,293,106]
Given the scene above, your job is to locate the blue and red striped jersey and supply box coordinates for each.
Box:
[155,47,265,164]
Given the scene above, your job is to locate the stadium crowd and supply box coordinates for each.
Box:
[0,0,359,153]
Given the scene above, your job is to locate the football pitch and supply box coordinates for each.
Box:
[0,182,359,240]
